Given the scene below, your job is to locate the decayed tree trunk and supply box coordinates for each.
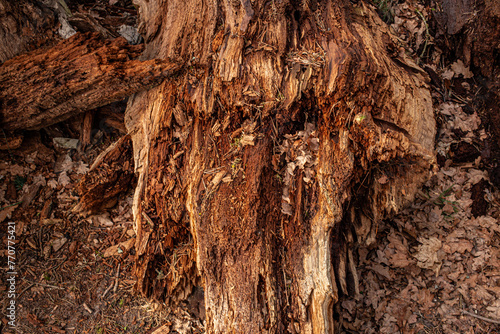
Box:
[0,32,181,130]
[125,0,436,333]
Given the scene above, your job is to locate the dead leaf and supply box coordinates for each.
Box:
[389,253,412,268]
[377,174,389,184]
[20,179,44,209]
[468,169,488,185]
[472,250,491,271]
[211,171,226,187]
[47,179,58,189]
[342,299,357,314]
[296,154,309,169]
[75,161,89,174]
[15,221,24,235]
[26,237,37,249]
[42,218,64,225]
[439,102,460,116]
[369,263,393,280]
[53,137,79,150]
[405,19,418,35]
[0,163,27,176]
[452,110,481,132]
[451,60,474,79]
[303,168,314,183]
[474,285,493,301]
[51,236,68,253]
[486,299,500,319]
[0,204,18,223]
[103,238,136,257]
[51,326,65,334]
[54,154,73,174]
[476,216,500,233]
[441,69,454,80]
[43,243,51,258]
[443,239,473,254]
[486,286,500,296]
[417,288,435,311]
[286,162,296,175]
[442,203,455,215]
[58,172,71,187]
[281,201,293,216]
[413,237,442,275]
[89,213,114,227]
[152,324,171,334]
[240,134,255,146]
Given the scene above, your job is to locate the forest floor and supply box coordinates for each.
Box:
[1,0,499,333]
[0,110,203,333]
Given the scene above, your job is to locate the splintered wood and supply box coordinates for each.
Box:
[73,135,135,215]
[124,0,436,333]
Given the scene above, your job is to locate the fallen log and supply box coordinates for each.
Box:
[0,32,181,131]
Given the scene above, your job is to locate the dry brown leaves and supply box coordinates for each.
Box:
[339,3,500,331]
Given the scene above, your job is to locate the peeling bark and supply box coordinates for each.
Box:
[126,0,436,333]
[0,32,181,131]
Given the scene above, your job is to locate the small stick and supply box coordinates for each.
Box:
[83,303,93,314]
[462,310,500,325]
[22,279,65,290]
[102,281,114,298]
[17,283,35,299]
[80,111,94,150]
[142,212,154,227]
[48,256,67,271]
[113,263,121,294]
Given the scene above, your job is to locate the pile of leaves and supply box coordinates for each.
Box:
[339,1,500,332]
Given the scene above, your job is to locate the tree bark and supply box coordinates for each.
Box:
[125,0,436,333]
[0,32,181,130]
[0,0,58,63]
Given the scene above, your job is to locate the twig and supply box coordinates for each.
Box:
[102,281,114,298]
[0,202,22,211]
[48,256,67,271]
[113,263,121,294]
[17,283,35,299]
[22,280,65,290]
[83,303,93,314]
[142,212,154,227]
[415,9,430,61]
[462,310,500,325]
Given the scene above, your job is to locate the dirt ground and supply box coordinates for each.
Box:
[0,114,203,334]
[1,0,500,333]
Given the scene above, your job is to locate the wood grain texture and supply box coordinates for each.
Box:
[0,32,181,131]
[125,1,436,333]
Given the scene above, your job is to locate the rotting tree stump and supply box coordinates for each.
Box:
[0,0,438,332]
[123,0,436,333]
